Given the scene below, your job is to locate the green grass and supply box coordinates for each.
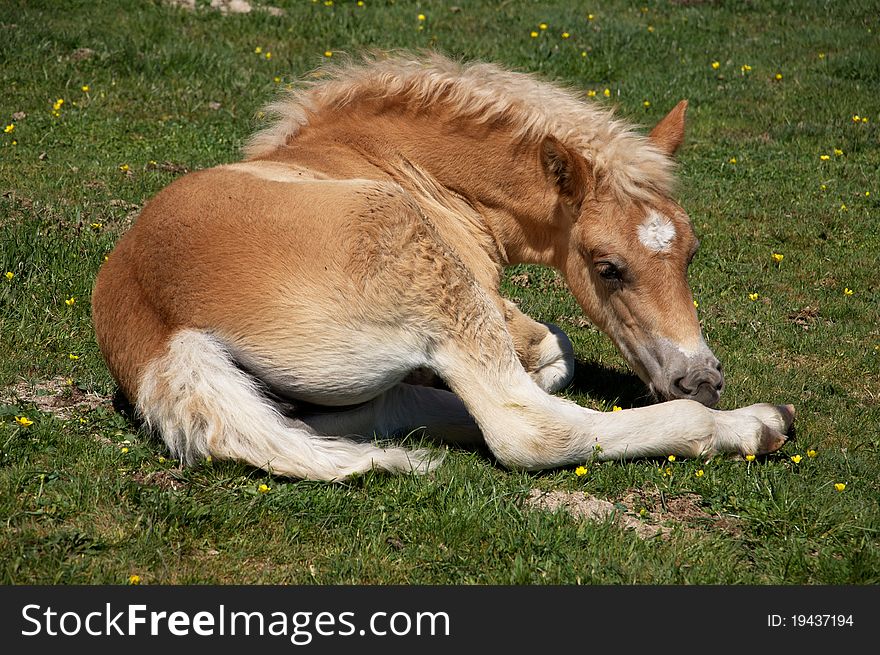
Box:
[1,0,878,585]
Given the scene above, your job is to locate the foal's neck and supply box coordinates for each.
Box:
[261,108,563,270]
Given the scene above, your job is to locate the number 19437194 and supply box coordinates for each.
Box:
[768,614,854,628]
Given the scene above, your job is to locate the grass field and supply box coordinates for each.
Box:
[1,0,878,585]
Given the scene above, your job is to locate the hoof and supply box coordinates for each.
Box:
[777,403,796,434]
[757,424,789,455]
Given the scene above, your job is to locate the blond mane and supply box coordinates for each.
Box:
[244,52,675,202]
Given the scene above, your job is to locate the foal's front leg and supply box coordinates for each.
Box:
[503,300,575,394]
[402,299,575,394]
[428,292,794,470]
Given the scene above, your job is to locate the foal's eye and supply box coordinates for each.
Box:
[596,262,624,283]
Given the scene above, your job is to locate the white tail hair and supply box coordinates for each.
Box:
[136,329,442,481]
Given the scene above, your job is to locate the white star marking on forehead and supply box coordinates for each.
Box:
[637,210,677,252]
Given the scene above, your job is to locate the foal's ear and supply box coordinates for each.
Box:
[541,135,592,205]
[649,99,688,157]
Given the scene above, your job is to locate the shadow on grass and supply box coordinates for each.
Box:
[568,358,655,409]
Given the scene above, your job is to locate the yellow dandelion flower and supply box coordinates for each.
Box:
[667,455,676,462]
[612,406,622,412]
[775,73,783,80]
[128,575,141,585]
[588,14,595,21]
[539,23,548,30]
[639,508,647,517]
[15,416,34,427]
[840,203,847,211]
[791,455,802,463]
[530,31,538,38]
[158,456,166,463]
[748,292,759,301]
[258,483,271,493]
[264,52,271,60]
[818,52,825,59]
[834,148,843,156]
[574,465,588,476]
[771,252,784,263]
[4,271,13,280]
[711,61,720,70]
[581,51,587,57]
[81,85,90,92]
[254,46,262,54]
[119,164,129,172]
[861,117,868,123]
[843,287,853,296]
[695,469,704,477]
[643,100,651,108]
[324,50,333,57]
[852,115,861,122]
[834,483,846,492]
[587,89,596,97]
[324,0,333,6]
[357,1,364,6]
[68,353,79,360]
[866,191,871,197]
[819,154,830,161]
[273,76,281,83]
[561,32,570,39]
[693,299,699,308]
[807,449,817,458]
[65,297,76,306]
[741,64,752,73]
[664,467,673,476]
[647,25,654,32]
[745,454,756,462]
[90,222,102,229]
[3,123,13,133]
[820,184,827,190]
[418,14,425,21]
[603,88,611,97]
[729,157,737,164]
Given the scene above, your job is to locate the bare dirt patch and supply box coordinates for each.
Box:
[526,486,742,539]
[525,489,666,539]
[3,377,112,420]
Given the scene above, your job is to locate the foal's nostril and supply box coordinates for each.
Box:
[672,376,691,395]
[670,370,722,407]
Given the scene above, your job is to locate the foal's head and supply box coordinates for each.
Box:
[551,101,724,406]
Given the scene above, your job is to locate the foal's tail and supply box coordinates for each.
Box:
[136,329,442,481]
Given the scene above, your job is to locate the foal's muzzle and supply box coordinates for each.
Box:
[621,337,725,408]
[665,355,724,407]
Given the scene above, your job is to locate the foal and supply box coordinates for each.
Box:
[92,54,794,480]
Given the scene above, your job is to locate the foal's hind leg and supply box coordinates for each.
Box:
[503,300,574,393]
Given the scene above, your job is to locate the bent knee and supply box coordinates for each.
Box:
[529,324,575,393]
